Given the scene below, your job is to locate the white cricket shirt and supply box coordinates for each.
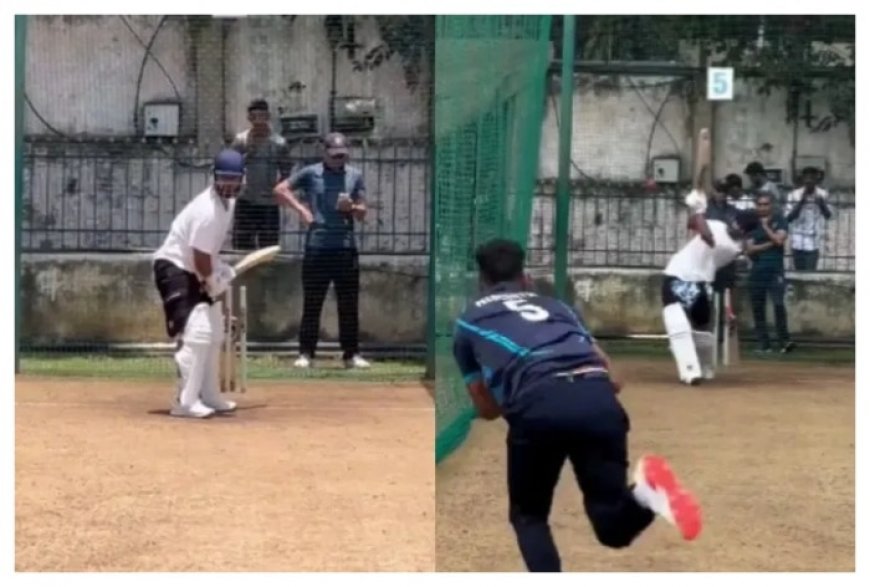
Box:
[153,187,235,274]
[664,219,742,283]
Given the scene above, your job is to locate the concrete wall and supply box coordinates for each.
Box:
[714,81,855,186]
[224,16,430,137]
[563,268,854,340]
[21,256,853,346]
[539,74,855,187]
[22,254,428,345]
[539,75,694,182]
[25,16,196,137]
[25,15,429,140]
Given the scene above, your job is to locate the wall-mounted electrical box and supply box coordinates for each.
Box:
[764,168,784,184]
[332,97,377,133]
[651,157,681,184]
[280,115,320,138]
[143,102,180,137]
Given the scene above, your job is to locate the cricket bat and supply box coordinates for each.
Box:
[233,245,281,278]
[725,288,740,365]
[693,128,711,192]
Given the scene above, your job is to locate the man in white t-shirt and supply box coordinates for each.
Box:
[661,189,758,385]
[785,166,832,271]
[152,149,245,418]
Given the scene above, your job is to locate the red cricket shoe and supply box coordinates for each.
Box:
[633,455,702,541]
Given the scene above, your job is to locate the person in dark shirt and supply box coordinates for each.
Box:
[744,161,783,208]
[273,132,370,369]
[746,192,795,354]
[451,238,702,572]
[230,99,291,250]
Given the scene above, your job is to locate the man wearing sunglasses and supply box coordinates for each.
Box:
[273,132,370,369]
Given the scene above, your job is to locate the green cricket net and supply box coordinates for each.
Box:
[433,16,552,462]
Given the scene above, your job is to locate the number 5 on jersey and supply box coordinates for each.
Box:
[504,299,550,322]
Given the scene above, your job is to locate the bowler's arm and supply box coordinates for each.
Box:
[453,328,501,420]
[685,190,714,247]
[466,380,502,420]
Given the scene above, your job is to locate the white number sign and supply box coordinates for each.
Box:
[707,67,734,101]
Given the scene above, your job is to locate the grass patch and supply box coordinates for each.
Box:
[599,338,855,365]
[19,338,852,382]
[20,354,427,382]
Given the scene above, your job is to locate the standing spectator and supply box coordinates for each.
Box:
[744,162,783,208]
[273,132,370,369]
[231,99,292,250]
[785,166,832,271]
[725,173,755,211]
[745,193,795,355]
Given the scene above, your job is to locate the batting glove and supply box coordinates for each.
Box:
[684,189,708,215]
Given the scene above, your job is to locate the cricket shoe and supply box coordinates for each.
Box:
[294,354,312,369]
[632,455,702,541]
[201,394,237,413]
[344,355,371,369]
[170,400,216,419]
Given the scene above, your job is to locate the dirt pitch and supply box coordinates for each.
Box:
[436,358,854,572]
[16,377,434,572]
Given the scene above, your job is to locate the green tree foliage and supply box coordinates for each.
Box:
[553,16,854,137]
[325,15,433,91]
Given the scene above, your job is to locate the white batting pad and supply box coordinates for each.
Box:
[174,343,209,408]
[201,342,222,404]
[663,303,703,383]
[211,302,226,345]
[182,303,218,346]
[692,330,716,380]
[200,342,235,411]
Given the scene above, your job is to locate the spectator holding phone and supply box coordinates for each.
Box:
[786,166,832,271]
[273,132,370,370]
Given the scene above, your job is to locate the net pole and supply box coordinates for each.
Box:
[553,15,575,301]
[15,15,28,374]
[425,41,437,380]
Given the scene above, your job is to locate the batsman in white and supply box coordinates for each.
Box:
[152,149,245,418]
[662,189,759,385]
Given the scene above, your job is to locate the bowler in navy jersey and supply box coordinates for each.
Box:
[453,283,607,415]
[452,239,702,572]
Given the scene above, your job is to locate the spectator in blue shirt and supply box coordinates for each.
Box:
[273,132,370,369]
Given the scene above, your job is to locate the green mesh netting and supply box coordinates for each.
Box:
[433,16,552,463]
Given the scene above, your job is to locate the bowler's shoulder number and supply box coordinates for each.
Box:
[504,299,550,322]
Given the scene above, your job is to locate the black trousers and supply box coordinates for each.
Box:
[299,248,360,359]
[152,260,211,339]
[748,270,790,349]
[233,199,281,250]
[505,376,655,572]
[792,249,820,271]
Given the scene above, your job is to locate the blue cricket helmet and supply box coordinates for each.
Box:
[213,148,245,177]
